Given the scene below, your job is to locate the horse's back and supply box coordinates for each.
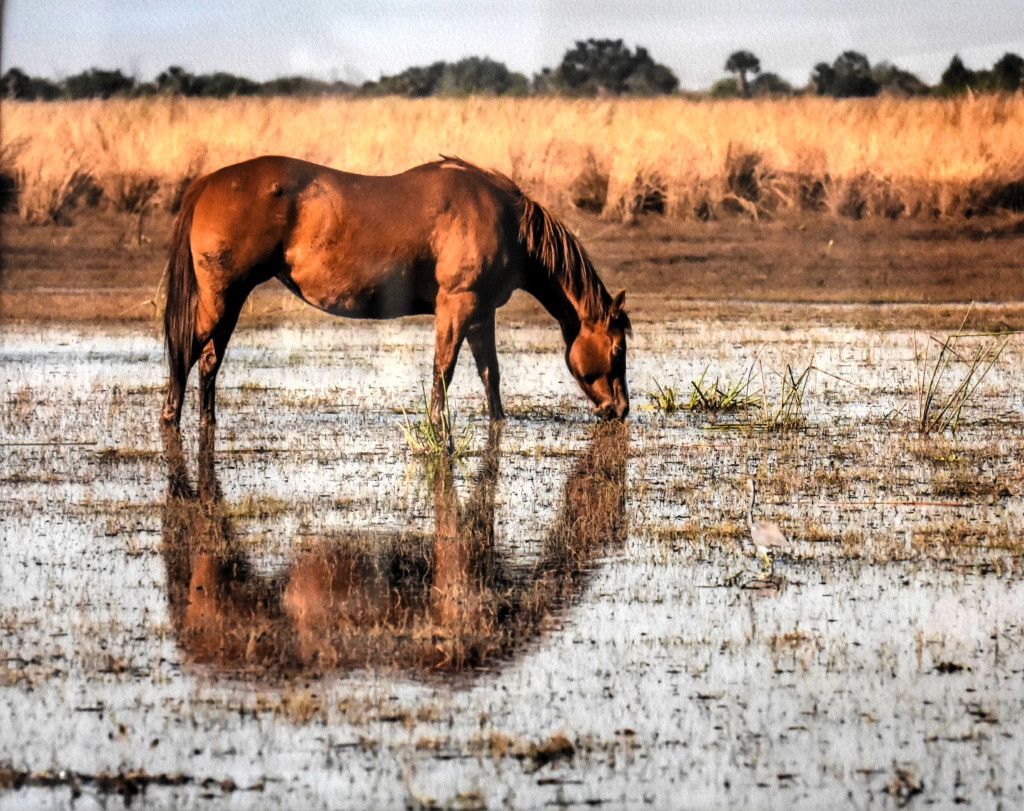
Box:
[186,156,523,311]
[190,155,514,245]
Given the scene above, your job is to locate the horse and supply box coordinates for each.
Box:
[160,155,630,432]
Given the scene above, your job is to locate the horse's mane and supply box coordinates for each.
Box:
[438,156,620,325]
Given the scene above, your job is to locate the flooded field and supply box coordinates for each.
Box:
[2,312,1024,809]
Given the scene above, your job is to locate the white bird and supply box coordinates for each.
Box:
[746,478,788,572]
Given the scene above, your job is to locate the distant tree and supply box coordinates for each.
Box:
[749,71,792,97]
[154,66,268,97]
[622,57,679,96]
[831,51,879,97]
[546,39,678,96]
[260,76,355,96]
[362,62,444,96]
[2,67,31,98]
[812,51,878,97]
[725,50,761,98]
[811,62,836,95]
[992,52,1024,91]
[708,77,741,99]
[363,58,528,97]
[156,66,196,95]
[261,76,324,96]
[2,67,61,99]
[433,57,528,96]
[191,72,260,97]
[871,62,929,96]
[64,67,135,99]
[939,55,975,93]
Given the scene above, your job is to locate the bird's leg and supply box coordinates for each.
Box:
[760,550,773,573]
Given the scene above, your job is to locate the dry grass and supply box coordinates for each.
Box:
[915,325,1012,434]
[2,94,1023,223]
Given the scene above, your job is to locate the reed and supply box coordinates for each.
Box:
[3,94,1023,223]
[915,318,1012,434]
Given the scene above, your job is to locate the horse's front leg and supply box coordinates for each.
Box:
[431,296,473,443]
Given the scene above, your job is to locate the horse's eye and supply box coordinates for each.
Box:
[583,373,598,385]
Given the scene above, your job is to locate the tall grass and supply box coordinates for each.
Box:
[915,325,1012,434]
[2,94,1024,222]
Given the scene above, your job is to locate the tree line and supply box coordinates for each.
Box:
[3,40,1023,101]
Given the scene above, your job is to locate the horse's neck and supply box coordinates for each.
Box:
[523,264,583,343]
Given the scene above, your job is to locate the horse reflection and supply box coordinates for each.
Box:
[160,425,628,678]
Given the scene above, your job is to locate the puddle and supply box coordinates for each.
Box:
[1,319,1023,808]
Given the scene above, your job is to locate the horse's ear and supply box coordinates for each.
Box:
[609,289,631,336]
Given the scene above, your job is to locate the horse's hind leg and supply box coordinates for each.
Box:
[197,292,245,427]
[161,351,191,427]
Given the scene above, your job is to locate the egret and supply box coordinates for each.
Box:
[747,479,788,571]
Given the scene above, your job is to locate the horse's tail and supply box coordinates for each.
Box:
[164,177,207,388]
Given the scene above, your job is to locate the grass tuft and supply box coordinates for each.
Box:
[646,379,684,414]
[756,361,814,432]
[687,364,763,412]
[915,311,1012,434]
[400,383,472,458]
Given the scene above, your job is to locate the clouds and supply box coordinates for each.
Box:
[2,0,1023,88]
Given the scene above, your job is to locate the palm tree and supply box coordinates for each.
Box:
[725,50,761,98]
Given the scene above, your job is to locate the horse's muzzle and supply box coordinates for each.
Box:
[596,401,629,421]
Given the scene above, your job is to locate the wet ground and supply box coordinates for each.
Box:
[2,313,1023,809]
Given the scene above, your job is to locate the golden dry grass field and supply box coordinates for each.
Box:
[3,94,1024,225]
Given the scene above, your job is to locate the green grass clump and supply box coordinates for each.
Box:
[400,383,471,458]
[756,362,814,432]
[647,379,684,414]
[647,366,762,415]
[687,365,762,412]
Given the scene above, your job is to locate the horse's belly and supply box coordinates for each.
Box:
[279,265,432,319]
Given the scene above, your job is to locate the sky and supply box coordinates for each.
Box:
[3,0,1024,90]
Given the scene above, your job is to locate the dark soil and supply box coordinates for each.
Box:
[3,208,1023,331]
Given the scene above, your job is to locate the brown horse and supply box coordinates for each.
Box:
[160,155,631,431]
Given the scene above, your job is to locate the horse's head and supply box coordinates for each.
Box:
[567,290,631,421]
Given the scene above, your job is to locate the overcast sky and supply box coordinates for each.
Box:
[3,0,1023,90]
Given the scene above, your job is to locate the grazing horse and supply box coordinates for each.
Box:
[160,155,630,431]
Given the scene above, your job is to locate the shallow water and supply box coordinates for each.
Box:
[2,317,1023,808]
